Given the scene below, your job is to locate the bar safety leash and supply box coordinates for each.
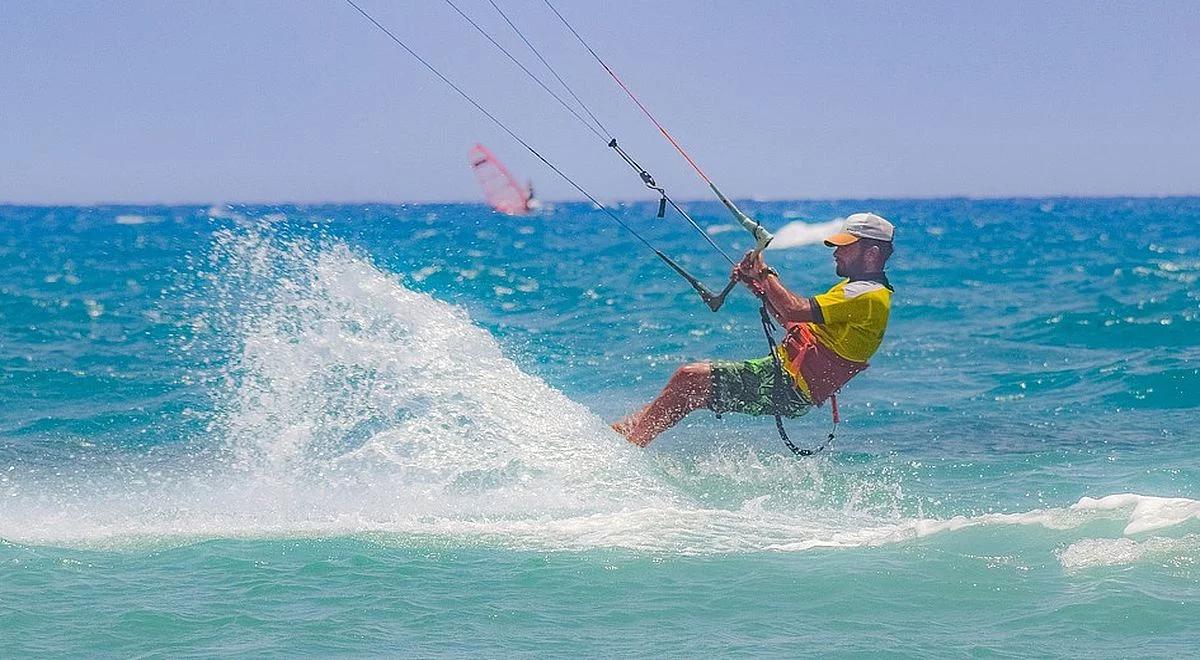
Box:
[756,299,839,457]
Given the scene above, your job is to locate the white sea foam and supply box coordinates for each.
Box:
[0,227,673,548]
[766,218,845,250]
[1070,493,1200,534]
[1,228,1196,566]
[115,214,158,225]
[757,492,1200,555]
[1057,534,1200,570]
[206,204,239,219]
[706,218,844,248]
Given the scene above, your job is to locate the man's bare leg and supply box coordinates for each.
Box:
[611,403,649,438]
[613,363,713,447]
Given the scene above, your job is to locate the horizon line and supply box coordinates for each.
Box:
[3,193,1199,209]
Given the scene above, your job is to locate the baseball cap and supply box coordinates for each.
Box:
[824,212,895,247]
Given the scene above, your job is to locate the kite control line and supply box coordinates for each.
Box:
[343,0,837,457]
[540,0,773,311]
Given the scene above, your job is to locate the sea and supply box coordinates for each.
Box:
[1,197,1198,657]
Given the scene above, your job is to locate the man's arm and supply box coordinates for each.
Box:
[734,251,821,325]
[757,270,821,325]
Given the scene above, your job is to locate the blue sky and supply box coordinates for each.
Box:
[2,0,1197,204]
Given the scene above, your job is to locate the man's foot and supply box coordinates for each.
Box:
[611,406,648,440]
[614,421,656,447]
[610,417,636,439]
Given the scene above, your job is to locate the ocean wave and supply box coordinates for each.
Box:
[1014,299,1200,350]
[1056,534,1200,570]
[115,214,159,225]
[0,229,1195,570]
[765,218,845,250]
[3,477,1198,568]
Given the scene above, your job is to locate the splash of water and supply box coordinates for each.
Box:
[2,226,1197,566]
[767,218,846,250]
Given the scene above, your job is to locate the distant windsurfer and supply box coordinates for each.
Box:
[469,143,536,216]
[524,180,541,213]
[613,213,896,447]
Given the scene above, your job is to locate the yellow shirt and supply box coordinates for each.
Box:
[778,277,892,400]
[808,278,893,362]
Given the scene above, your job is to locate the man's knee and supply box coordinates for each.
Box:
[669,362,712,396]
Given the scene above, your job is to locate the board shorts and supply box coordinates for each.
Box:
[708,356,812,418]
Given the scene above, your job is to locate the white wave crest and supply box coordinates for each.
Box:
[115,214,160,225]
[766,218,845,250]
[1056,535,1200,570]
[1,228,1197,567]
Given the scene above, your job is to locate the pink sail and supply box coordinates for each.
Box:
[469,143,533,216]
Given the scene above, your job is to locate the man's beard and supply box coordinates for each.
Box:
[836,252,862,277]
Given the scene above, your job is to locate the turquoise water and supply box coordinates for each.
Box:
[1,199,1198,657]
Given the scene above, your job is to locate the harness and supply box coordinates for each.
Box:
[754,302,843,457]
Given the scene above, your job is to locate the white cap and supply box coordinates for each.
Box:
[824,212,895,246]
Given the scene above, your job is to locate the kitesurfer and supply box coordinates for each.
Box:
[613,213,896,447]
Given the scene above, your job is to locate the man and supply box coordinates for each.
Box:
[613,212,895,447]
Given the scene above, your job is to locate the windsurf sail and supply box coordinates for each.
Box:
[469,143,534,215]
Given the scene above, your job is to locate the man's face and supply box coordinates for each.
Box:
[833,242,864,277]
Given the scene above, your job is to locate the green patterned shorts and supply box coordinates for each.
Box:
[709,356,812,418]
